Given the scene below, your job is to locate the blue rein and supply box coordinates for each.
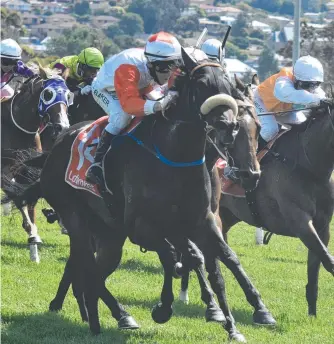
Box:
[126,132,205,168]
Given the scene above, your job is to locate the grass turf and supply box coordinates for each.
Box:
[1,203,333,344]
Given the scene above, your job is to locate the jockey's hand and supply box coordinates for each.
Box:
[158,91,179,112]
[81,85,92,95]
[320,98,334,108]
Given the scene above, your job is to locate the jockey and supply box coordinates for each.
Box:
[86,31,182,185]
[0,39,36,101]
[49,47,104,93]
[254,55,329,142]
[201,38,230,79]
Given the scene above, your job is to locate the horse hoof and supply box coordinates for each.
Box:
[118,315,140,330]
[28,235,42,244]
[206,305,226,323]
[179,290,189,304]
[49,300,62,312]
[173,262,183,278]
[229,331,247,343]
[253,310,276,326]
[151,303,173,324]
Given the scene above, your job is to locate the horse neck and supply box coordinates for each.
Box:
[154,118,207,163]
[11,79,42,133]
[298,110,334,180]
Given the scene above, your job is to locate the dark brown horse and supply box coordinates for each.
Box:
[7,51,275,342]
[1,66,71,256]
[220,103,334,317]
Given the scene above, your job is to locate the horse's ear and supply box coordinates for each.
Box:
[252,73,260,86]
[244,85,254,101]
[234,74,245,92]
[39,64,47,80]
[181,47,197,74]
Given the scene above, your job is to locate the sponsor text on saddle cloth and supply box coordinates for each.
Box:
[217,130,288,198]
[65,116,142,197]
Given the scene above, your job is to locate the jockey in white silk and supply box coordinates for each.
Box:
[1,39,36,101]
[254,55,327,142]
[86,31,182,185]
[201,38,230,80]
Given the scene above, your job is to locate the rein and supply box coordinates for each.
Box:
[10,91,39,135]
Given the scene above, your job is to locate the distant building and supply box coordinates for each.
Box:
[327,2,334,19]
[91,15,120,29]
[199,5,242,18]
[2,1,32,13]
[220,16,236,26]
[269,25,293,52]
[22,13,42,27]
[225,58,257,79]
[31,22,80,39]
[251,20,272,33]
[199,18,222,34]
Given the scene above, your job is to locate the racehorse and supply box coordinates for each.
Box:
[219,102,334,317]
[1,66,71,250]
[7,50,274,342]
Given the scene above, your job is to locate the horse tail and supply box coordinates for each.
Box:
[1,180,42,208]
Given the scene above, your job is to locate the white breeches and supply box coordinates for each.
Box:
[92,80,132,135]
[253,88,307,142]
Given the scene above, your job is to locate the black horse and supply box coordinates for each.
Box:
[7,50,274,342]
[220,103,334,317]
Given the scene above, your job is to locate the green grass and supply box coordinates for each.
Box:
[1,203,333,344]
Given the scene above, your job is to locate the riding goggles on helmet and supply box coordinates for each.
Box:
[299,80,321,92]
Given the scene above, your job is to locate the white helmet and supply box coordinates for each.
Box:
[0,38,22,59]
[201,39,225,64]
[144,32,182,62]
[293,55,323,82]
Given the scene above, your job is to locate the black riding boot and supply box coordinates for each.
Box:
[86,129,115,185]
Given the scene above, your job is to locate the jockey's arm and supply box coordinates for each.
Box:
[14,61,36,78]
[114,64,157,116]
[274,76,326,106]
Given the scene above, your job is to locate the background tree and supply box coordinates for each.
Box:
[105,23,124,39]
[257,46,279,81]
[279,0,294,15]
[174,14,200,35]
[119,13,144,36]
[231,13,249,38]
[46,27,119,58]
[1,8,25,40]
[74,0,91,16]
[252,0,282,13]
[128,0,188,33]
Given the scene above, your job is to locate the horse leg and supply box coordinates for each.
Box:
[200,213,276,326]
[95,234,140,329]
[58,210,101,334]
[179,269,190,304]
[306,215,331,316]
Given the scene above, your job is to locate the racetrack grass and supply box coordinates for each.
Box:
[1,202,333,344]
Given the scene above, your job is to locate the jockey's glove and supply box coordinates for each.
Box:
[320,98,334,108]
[81,85,92,95]
[155,90,179,113]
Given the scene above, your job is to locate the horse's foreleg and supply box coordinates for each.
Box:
[306,215,331,316]
[203,213,276,326]
[179,270,190,304]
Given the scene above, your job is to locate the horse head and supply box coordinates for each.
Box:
[169,48,261,190]
[38,65,72,139]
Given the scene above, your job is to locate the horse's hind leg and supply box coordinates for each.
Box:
[49,257,72,312]
[95,234,140,329]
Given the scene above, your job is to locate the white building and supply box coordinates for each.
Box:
[251,20,272,33]
[225,58,257,79]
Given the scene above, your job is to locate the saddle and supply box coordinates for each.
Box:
[65,116,142,197]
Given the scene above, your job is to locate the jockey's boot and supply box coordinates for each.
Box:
[86,129,115,185]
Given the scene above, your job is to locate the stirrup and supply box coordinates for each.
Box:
[86,163,104,184]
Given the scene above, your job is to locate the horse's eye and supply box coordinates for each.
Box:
[43,89,53,101]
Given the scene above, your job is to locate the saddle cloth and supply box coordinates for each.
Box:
[65,116,142,197]
[217,130,289,198]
